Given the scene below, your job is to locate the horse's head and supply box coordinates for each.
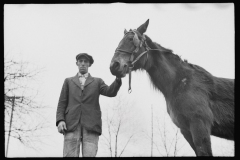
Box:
[110,19,150,78]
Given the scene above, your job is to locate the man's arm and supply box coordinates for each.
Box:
[56,78,69,126]
[99,77,122,97]
[116,77,121,83]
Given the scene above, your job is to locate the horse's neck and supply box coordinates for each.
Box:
[145,43,182,99]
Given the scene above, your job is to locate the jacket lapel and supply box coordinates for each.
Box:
[71,73,82,89]
[84,73,94,87]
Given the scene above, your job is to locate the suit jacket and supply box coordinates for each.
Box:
[56,73,122,135]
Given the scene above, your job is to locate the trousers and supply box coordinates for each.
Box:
[63,122,99,157]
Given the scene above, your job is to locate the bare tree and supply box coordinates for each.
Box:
[4,57,49,156]
[154,112,186,157]
[143,106,187,157]
[101,95,139,157]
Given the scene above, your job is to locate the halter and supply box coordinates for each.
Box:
[115,29,160,93]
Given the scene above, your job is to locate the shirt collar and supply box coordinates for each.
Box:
[78,72,89,78]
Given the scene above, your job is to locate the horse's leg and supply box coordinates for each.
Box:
[189,118,212,156]
[180,129,197,155]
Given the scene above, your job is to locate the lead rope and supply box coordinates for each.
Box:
[128,53,134,93]
[128,66,133,93]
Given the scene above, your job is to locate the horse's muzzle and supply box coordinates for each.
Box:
[110,61,120,75]
[110,61,128,78]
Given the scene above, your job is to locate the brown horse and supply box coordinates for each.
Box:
[110,19,234,156]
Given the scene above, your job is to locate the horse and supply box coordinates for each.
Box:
[110,19,234,156]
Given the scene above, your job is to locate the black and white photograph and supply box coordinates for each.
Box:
[4,3,234,157]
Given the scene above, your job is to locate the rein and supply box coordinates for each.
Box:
[115,29,161,93]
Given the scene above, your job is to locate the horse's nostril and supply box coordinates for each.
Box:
[110,61,121,75]
[112,61,120,70]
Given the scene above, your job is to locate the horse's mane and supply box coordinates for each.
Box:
[144,34,217,97]
[144,34,213,77]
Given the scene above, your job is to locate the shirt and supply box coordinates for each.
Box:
[78,72,89,90]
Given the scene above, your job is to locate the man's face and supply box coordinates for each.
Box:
[76,57,90,74]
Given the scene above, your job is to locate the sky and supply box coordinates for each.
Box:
[4,3,234,157]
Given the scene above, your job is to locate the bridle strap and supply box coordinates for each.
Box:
[115,30,162,93]
[131,50,148,65]
[115,49,132,55]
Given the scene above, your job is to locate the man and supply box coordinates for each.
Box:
[56,53,122,157]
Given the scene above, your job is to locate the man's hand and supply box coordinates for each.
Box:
[116,77,121,83]
[57,121,67,135]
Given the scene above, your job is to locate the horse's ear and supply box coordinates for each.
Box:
[124,29,128,34]
[137,19,149,35]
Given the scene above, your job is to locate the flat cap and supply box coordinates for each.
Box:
[76,53,94,65]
